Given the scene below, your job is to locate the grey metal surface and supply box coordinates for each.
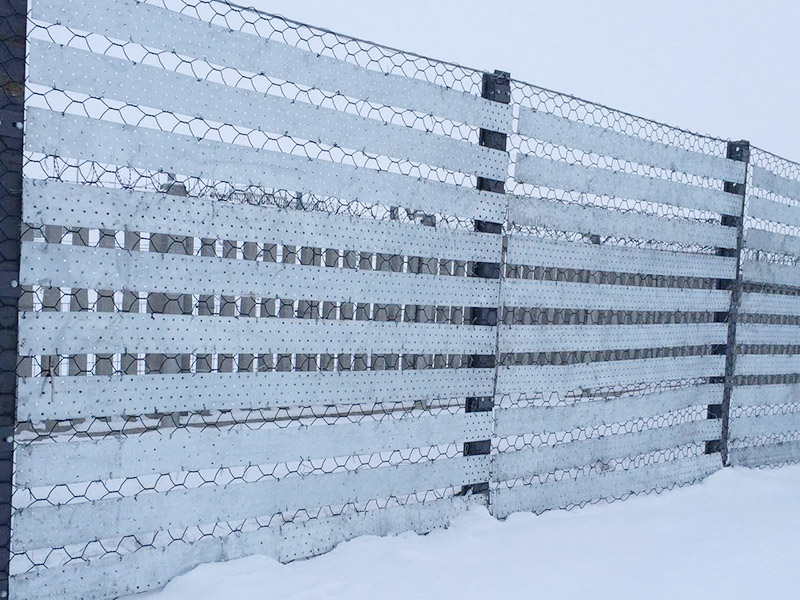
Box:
[496,385,723,437]
[498,323,727,354]
[728,440,800,468]
[17,412,493,487]
[738,259,800,287]
[21,242,500,308]
[28,40,508,181]
[494,419,721,481]
[517,107,746,184]
[506,235,736,279]
[14,454,490,551]
[18,311,496,356]
[729,413,800,439]
[507,195,737,248]
[751,165,800,201]
[735,323,800,346]
[515,154,741,215]
[491,454,721,518]
[25,108,506,223]
[744,228,800,256]
[23,180,503,264]
[740,292,800,317]
[30,0,513,133]
[747,195,800,227]
[18,368,495,422]
[735,354,800,376]
[731,384,800,409]
[501,277,731,312]
[10,495,482,600]
[497,356,726,395]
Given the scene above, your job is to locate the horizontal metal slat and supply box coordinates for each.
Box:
[751,166,800,202]
[735,354,800,376]
[31,0,512,134]
[25,108,506,223]
[745,229,800,256]
[506,235,735,279]
[29,40,507,181]
[496,385,723,437]
[22,180,502,264]
[17,411,493,487]
[747,195,800,227]
[494,419,721,482]
[18,368,495,422]
[496,355,725,395]
[500,278,731,312]
[741,259,800,288]
[21,242,500,308]
[740,292,800,317]
[515,154,740,216]
[507,195,737,249]
[10,495,479,600]
[736,323,800,346]
[498,323,727,354]
[728,440,800,468]
[490,454,720,519]
[18,312,495,357]
[517,107,745,184]
[731,384,800,409]
[729,412,800,439]
[13,454,490,551]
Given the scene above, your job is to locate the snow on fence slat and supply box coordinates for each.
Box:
[13,454,491,551]
[18,312,496,356]
[30,0,513,134]
[21,242,499,308]
[28,40,507,181]
[22,180,502,265]
[515,154,741,216]
[517,107,747,184]
[25,108,505,223]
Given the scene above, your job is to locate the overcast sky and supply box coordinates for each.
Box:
[250,0,800,162]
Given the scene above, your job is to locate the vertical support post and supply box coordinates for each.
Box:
[464,70,509,494]
[707,140,749,465]
[0,0,25,595]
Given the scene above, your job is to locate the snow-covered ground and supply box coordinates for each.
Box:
[138,465,800,600]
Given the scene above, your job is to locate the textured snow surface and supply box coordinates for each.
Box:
[137,465,800,600]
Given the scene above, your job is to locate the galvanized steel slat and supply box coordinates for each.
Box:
[490,454,720,518]
[21,242,499,308]
[501,278,731,312]
[740,292,800,317]
[507,195,737,249]
[731,384,800,409]
[10,495,480,600]
[515,154,740,215]
[745,228,800,256]
[22,180,502,264]
[18,312,496,356]
[751,165,800,202]
[747,195,800,227]
[498,323,727,354]
[496,355,726,395]
[13,454,490,550]
[735,354,800,376]
[31,0,512,133]
[506,235,735,279]
[18,368,495,422]
[741,259,800,287]
[28,40,508,180]
[25,108,506,223]
[494,419,721,481]
[728,440,800,468]
[736,323,800,346]
[16,412,493,487]
[517,107,746,184]
[729,412,800,439]
[496,385,723,437]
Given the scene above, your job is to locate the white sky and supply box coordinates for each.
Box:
[250,0,800,161]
